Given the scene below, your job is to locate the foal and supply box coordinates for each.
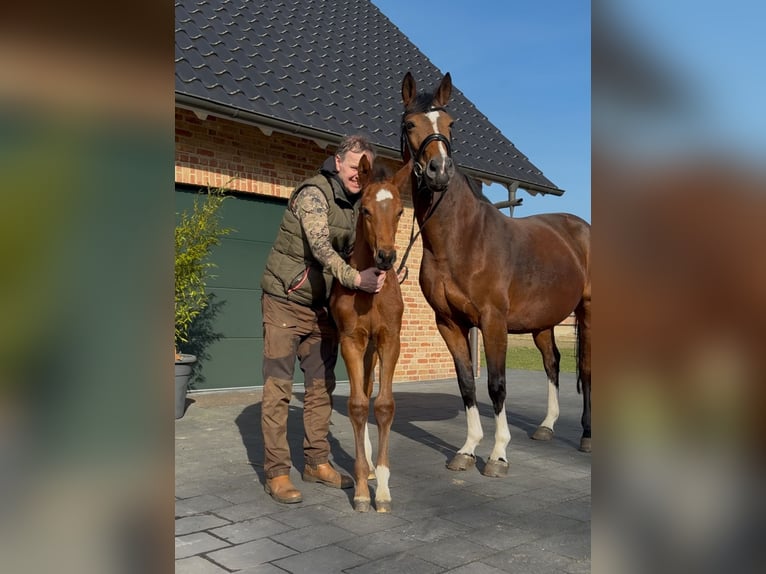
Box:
[330,156,410,512]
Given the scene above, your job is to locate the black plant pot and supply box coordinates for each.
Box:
[174,354,197,419]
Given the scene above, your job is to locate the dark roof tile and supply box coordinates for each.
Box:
[175,0,560,192]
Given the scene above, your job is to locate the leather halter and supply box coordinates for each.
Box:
[400,106,453,184]
[396,107,454,279]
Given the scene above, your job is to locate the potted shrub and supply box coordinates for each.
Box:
[175,185,233,418]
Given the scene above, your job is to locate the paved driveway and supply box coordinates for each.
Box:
[175,369,591,573]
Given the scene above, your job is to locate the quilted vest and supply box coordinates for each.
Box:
[260,170,357,307]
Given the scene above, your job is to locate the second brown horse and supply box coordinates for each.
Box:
[330,155,410,512]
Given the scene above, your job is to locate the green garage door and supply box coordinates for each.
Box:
[176,186,348,390]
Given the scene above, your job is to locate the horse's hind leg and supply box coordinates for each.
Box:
[531,328,561,441]
[576,296,592,453]
[437,320,482,472]
[481,315,511,477]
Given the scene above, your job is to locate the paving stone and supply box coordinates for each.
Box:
[328,510,409,536]
[174,556,230,573]
[521,525,591,562]
[546,495,592,523]
[270,522,357,552]
[462,523,541,552]
[406,534,494,568]
[235,564,297,574]
[490,509,585,539]
[344,552,443,574]
[212,498,278,522]
[175,532,230,560]
[210,515,293,544]
[206,538,296,570]
[175,494,232,516]
[482,540,582,574]
[444,563,512,574]
[272,544,367,573]
[338,526,424,560]
[397,516,471,543]
[439,503,518,530]
[175,514,231,536]
[268,502,346,528]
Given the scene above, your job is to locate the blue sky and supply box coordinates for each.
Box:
[372,0,591,223]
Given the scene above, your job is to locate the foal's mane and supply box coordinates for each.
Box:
[370,163,393,184]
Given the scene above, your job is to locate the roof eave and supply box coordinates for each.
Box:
[176,93,346,150]
[175,93,563,196]
[460,167,564,197]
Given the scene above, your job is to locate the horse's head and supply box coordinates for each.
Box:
[401,71,456,192]
[357,155,409,271]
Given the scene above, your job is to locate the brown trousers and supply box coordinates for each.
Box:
[260,293,339,479]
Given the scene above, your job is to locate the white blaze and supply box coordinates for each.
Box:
[376,188,394,202]
[425,110,448,157]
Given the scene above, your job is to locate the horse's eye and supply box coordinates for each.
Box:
[397,210,403,218]
[405,121,415,130]
[361,207,370,217]
[449,121,455,129]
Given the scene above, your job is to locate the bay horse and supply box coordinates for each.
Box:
[329,155,410,512]
[400,71,592,476]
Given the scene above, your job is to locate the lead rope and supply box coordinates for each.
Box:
[396,181,448,283]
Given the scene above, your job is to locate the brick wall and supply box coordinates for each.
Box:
[175,107,455,382]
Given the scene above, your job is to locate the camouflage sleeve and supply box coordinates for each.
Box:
[293,186,359,289]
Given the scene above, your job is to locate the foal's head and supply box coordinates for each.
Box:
[401,71,456,191]
[357,155,409,271]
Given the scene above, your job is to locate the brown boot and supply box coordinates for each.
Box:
[265,475,302,504]
[302,462,354,489]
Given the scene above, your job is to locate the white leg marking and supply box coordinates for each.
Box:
[489,406,511,462]
[364,423,374,471]
[375,465,391,502]
[539,379,560,430]
[457,405,483,455]
[425,110,449,157]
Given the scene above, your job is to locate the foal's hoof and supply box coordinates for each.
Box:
[482,459,509,477]
[531,426,555,441]
[579,437,592,453]
[376,500,392,513]
[446,453,476,471]
[354,498,371,512]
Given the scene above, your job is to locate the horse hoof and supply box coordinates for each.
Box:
[367,472,376,480]
[531,426,554,441]
[446,453,476,471]
[376,500,392,513]
[579,437,592,453]
[354,498,371,512]
[482,459,509,477]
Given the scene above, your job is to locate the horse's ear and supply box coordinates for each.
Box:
[434,72,452,107]
[358,154,372,189]
[393,159,413,192]
[402,71,416,107]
